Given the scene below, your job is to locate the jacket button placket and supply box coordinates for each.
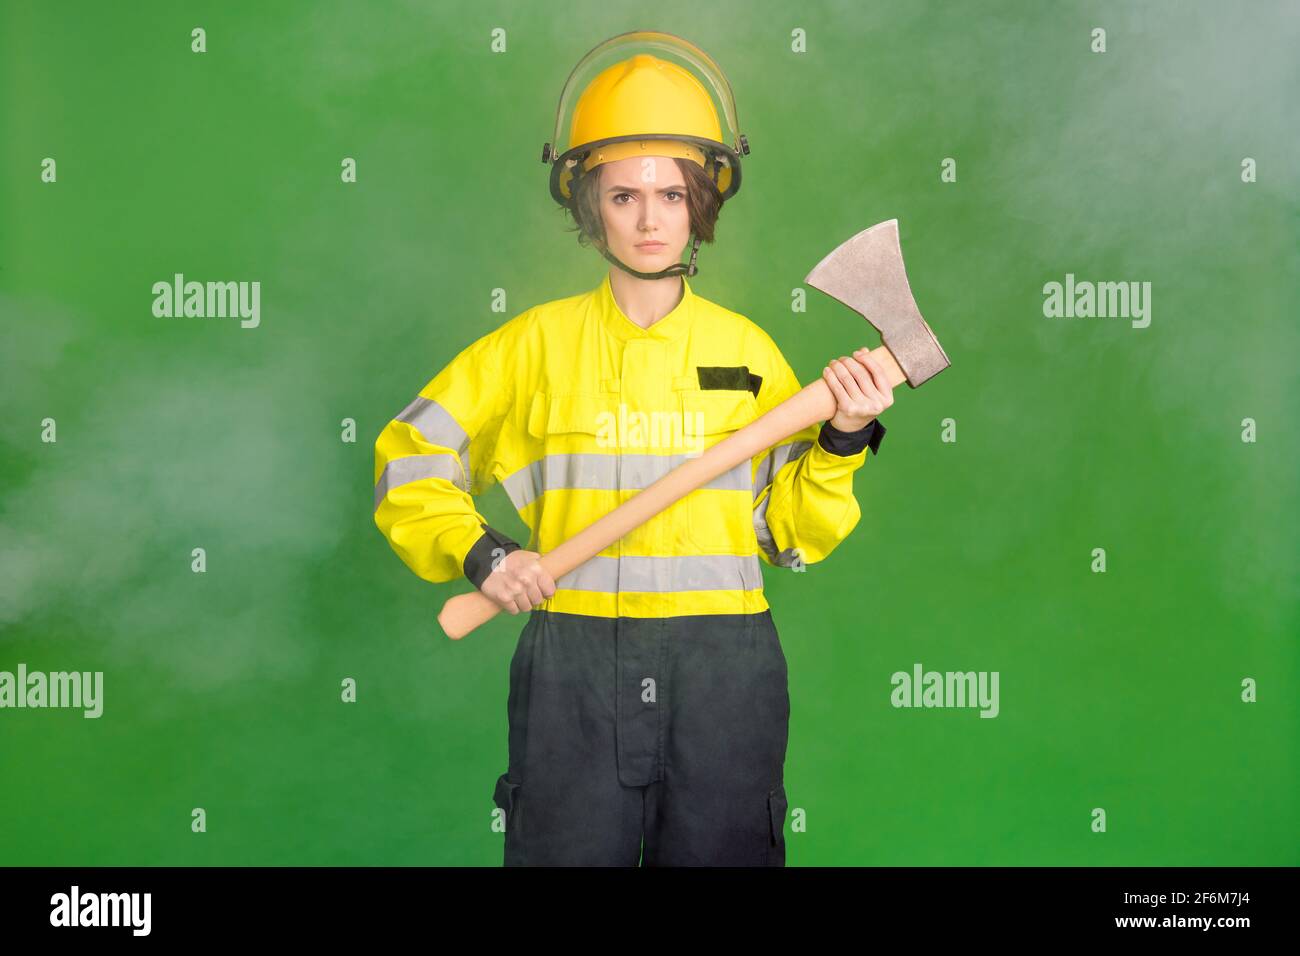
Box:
[618,337,671,610]
[612,338,669,787]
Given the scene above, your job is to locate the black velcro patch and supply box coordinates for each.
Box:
[697,366,762,398]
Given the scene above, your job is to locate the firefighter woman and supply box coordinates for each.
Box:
[373,31,892,866]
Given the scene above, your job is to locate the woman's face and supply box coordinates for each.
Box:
[597,155,691,272]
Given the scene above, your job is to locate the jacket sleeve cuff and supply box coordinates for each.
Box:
[462,523,523,590]
[817,418,886,457]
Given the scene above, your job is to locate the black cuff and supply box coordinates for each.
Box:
[817,418,886,457]
[462,523,523,590]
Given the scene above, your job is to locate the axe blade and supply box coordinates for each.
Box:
[805,219,951,388]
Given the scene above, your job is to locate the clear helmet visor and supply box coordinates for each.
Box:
[546,31,746,203]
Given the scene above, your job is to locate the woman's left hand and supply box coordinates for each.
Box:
[823,347,894,431]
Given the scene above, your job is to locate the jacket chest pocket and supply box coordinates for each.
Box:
[526,390,694,526]
[678,388,759,553]
[519,392,618,518]
[531,390,701,457]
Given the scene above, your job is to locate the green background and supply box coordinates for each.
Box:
[2,0,1295,865]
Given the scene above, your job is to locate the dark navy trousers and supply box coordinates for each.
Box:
[492,608,790,866]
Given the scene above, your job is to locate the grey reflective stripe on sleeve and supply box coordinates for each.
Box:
[501,453,751,512]
[377,395,474,509]
[396,396,469,457]
[752,492,801,568]
[752,439,813,500]
[373,454,466,512]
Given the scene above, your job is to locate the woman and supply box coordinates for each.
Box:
[373,31,892,866]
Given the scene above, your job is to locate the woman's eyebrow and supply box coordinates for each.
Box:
[605,184,687,194]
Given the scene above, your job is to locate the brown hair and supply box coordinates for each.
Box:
[562,156,724,251]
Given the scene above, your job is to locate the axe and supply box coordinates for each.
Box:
[438,219,950,639]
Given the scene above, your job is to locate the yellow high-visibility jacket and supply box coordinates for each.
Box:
[374,273,885,618]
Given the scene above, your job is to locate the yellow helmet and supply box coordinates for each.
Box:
[542,32,749,278]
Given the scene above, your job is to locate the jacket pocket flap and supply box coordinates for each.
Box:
[529,392,621,437]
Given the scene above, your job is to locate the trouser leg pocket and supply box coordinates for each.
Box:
[766,784,788,866]
[493,772,519,825]
[493,772,523,865]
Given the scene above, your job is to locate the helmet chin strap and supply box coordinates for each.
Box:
[596,234,702,280]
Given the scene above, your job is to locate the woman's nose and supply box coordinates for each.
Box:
[639,196,664,229]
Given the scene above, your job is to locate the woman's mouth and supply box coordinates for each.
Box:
[636,242,666,253]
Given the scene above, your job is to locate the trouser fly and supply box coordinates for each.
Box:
[492,607,791,866]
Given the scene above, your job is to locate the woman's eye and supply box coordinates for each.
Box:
[612,191,682,204]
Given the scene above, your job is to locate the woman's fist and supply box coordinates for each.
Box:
[479,549,557,615]
[823,347,894,431]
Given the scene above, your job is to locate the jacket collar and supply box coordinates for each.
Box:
[595,271,696,343]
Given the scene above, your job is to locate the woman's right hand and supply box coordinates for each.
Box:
[479,549,557,615]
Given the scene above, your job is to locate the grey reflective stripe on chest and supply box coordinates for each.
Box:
[501,452,751,511]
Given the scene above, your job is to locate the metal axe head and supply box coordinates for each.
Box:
[805,219,951,388]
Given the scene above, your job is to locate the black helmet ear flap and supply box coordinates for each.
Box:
[699,152,726,199]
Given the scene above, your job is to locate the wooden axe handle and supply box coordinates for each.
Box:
[437,344,905,639]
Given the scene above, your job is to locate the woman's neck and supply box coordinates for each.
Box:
[608,268,684,330]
